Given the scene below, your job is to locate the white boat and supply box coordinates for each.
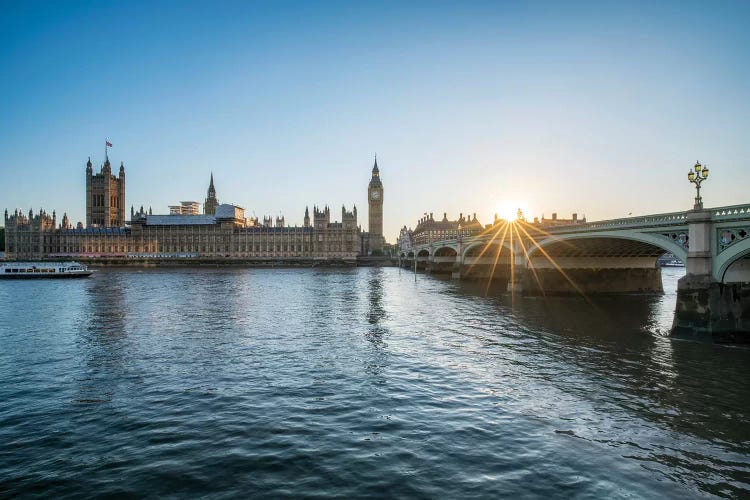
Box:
[0,262,94,279]
[660,259,685,268]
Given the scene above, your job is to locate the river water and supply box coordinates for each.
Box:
[0,267,748,498]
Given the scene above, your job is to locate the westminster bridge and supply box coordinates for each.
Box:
[398,204,750,341]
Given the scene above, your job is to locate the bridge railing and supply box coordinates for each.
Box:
[710,204,750,221]
[546,203,750,232]
[400,204,750,252]
[544,211,688,233]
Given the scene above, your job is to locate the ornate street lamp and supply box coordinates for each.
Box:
[687,160,709,209]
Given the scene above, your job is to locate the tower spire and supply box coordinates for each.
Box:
[368,154,383,255]
[204,172,218,215]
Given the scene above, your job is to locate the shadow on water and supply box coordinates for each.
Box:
[435,273,750,496]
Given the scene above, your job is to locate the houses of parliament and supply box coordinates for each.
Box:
[4,153,386,261]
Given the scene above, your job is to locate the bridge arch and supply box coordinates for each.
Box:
[462,240,512,259]
[416,249,430,258]
[715,238,750,283]
[525,231,688,264]
[519,231,683,294]
[434,246,458,257]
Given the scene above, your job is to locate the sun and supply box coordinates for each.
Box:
[496,201,528,222]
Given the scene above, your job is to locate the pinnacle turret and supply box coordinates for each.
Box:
[204,173,219,215]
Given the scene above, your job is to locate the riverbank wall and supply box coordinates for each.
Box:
[1,256,399,268]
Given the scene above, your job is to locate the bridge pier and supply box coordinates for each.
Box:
[672,282,750,342]
[451,242,464,279]
[451,259,462,279]
[430,257,456,275]
[458,258,511,284]
[519,267,663,294]
[672,210,750,342]
[507,240,526,293]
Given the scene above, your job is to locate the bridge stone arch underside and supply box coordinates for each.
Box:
[459,241,513,280]
[405,240,515,280]
[715,238,750,283]
[520,230,687,294]
[425,241,513,280]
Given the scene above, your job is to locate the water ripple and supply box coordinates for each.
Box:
[0,267,748,498]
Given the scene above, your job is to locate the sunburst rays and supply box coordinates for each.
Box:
[409,212,591,303]
[466,216,589,303]
[514,221,589,301]
[484,222,510,297]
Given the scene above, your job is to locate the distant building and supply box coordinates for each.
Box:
[86,155,125,227]
[410,212,483,245]
[4,162,369,261]
[6,204,360,260]
[397,226,413,254]
[169,201,200,215]
[531,212,586,227]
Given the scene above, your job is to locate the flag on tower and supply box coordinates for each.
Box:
[106,140,113,147]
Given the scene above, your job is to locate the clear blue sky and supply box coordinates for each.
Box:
[1,0,749,240]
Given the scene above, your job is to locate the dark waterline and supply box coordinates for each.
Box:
[0,267,748,498]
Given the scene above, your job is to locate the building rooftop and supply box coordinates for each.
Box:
[215,204,244,220]
[145,215,216,226]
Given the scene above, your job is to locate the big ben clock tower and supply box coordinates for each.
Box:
[368,156,384,254]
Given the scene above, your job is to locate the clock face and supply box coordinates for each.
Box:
[371,190,380,200]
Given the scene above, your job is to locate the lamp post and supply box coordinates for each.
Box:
[687,161,709,210]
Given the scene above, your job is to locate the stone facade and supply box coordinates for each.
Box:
[5,204,361,261]
[367,157,384,254]
[4,209,59,260]
[410,212,483,246]
[4,165,366,262]
[86,156,125,227]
